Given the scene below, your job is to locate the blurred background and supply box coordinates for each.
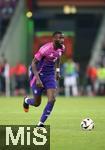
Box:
[0,0,105,97]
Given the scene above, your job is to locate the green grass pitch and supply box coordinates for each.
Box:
[0,96,105,150]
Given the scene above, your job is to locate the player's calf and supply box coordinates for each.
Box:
[23,96,41,112]
[37,98,56,126]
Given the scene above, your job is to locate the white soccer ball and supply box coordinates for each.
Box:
[80,118,94,131]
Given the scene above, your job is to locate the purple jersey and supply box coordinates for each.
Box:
[34,42,65,75]
[29,42,65,94]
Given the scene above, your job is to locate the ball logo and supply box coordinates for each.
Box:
[80,118,94,131]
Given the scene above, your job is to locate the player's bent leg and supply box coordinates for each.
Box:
[37,89,56,126]
[23,82,43,112]
[23,95,42,112]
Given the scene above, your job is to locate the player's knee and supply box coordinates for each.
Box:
[34,102,41,107]
[33,96,41,107]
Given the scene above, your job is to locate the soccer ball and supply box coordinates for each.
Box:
[80,118,94,131]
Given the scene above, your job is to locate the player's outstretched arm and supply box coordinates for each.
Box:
[32,58,39,77]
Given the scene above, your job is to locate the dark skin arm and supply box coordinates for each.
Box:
[32,57,44,88]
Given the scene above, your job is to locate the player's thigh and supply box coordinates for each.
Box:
[47,88,57,102]
[31,85,43,106]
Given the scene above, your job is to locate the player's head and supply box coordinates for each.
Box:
[52,31,64,48]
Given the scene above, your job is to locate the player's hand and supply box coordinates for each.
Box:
[36,78,44,88]
[56,72,61,80]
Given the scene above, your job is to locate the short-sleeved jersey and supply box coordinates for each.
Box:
[33,42,65,75]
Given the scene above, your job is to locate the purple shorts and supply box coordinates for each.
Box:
[29,73,57,96]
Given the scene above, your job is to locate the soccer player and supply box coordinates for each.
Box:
[23,31,65,127]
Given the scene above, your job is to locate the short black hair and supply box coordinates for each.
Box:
[52,31,62,37]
